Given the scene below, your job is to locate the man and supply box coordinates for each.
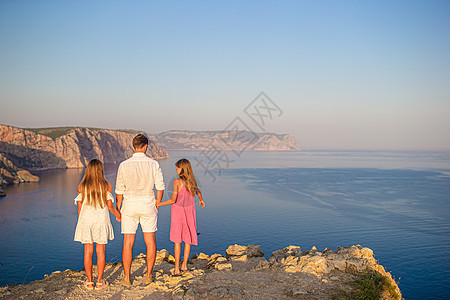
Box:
[115,134,165,286]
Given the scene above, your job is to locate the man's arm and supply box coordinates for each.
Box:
[155,190,164,209]
[115,163,125,212]
[154,161,165,209]
[116,194,123,211]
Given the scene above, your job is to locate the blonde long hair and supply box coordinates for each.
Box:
[176,158,198,196]
[79,159,109,208]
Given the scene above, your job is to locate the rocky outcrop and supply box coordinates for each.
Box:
[0,152,39,185]
[0,244,401,299]
[0,125,169,187]
[149,130,300,151]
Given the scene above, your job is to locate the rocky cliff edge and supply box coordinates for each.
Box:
[0,244,402,300]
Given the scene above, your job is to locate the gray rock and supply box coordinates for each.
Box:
[269,245,302,264]
[253,259,270,270]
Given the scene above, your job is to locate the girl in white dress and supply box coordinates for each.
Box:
[74,159,121,290]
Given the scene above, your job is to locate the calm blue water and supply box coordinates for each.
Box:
[0,150,449,299]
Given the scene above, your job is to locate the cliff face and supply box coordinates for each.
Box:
[0,125,169,184]
[0,174,5,196]
[150,130,300,151]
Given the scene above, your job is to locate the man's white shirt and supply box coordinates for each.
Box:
[115,153,165,217]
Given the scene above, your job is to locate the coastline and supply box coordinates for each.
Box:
[0,244,402,299]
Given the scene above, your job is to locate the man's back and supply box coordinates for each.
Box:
[115,152,165,203]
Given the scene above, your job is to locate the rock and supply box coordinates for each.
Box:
[156,249,172,263]
[330,258,347,271]
[226,244,264,258]
[215,263,232,271]
[16,170,39,182]
[168,255,176,264]
[337,245,362,259]
[360,247,374,259]
[231,254,248,262]
[253,259,270,270]
[301,256,329,275]
[215,257,227,263]
[196,253,209,260]
[269,245,302,265]
[207,254,225,267]
[209,253,223,261]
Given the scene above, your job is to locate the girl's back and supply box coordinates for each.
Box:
[170,183,198,245]
[173,184,195,208]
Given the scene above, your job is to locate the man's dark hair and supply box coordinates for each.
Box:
[133,134,148,149]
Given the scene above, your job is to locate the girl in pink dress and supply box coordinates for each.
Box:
[157,158,205,275]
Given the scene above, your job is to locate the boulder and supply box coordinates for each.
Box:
[226,244,264,258]
[215,263,232,271]
[269,245,302,264]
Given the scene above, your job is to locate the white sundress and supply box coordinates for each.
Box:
[74,191,115,244]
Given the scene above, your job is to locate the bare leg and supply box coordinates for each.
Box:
[173,242,181,275]
[122,234,135,282]
[181,243,191,271]
[143,232,156,279]
[96,243,106,282]
[84,243,94,283]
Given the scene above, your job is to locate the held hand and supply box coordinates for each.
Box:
[116,213,122,222]
[199,201,205,208]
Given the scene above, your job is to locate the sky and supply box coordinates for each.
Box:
[1,0,449,150]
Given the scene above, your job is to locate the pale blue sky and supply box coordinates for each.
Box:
[1,0,449,150]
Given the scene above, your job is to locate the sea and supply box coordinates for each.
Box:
[0,150,449,299]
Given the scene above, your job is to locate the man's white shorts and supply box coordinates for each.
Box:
[121,214,158,234]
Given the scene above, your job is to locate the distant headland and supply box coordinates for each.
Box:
[149,130,300,151]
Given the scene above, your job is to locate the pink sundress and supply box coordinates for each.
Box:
[170,184,198,245]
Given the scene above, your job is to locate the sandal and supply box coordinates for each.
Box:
[120,279,132,287]
[144,276,154,284]
[96,279,109,290]
[84,280,94,290]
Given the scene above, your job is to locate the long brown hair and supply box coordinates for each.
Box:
[176,158,198,196]
[79,159,109,208]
